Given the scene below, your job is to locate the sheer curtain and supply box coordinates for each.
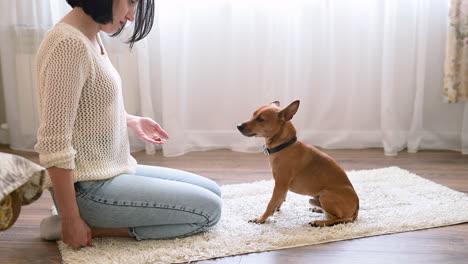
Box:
[1,0,466,157]
[155,0,468,156]
[0,0,69,151]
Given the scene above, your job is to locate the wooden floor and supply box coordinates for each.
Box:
[1,146,467,264]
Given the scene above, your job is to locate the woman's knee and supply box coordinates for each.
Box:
[207,179,222,197]
[204,194,222,227]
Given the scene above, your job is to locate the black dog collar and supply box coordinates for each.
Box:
[263,136,297,155]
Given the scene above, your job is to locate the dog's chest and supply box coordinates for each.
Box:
[267,151,299,171]
[268,153,319,196]
[268,155,300,180]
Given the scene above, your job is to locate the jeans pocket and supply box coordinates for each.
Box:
[75,180,104,197]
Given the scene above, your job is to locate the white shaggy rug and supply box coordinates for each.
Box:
[58,167,468,264]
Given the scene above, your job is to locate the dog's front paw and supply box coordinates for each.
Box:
[248,217,266,224]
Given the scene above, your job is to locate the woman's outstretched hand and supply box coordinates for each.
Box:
[127,114,169,144]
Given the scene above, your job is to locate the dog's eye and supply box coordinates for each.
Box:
[256,116,264,122]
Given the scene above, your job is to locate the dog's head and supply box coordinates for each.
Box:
[237,100,300,138]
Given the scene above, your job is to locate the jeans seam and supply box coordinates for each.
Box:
[78,191,212,223]
[131,225,208,241]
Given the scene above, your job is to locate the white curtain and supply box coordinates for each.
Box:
[0,0,68,151]
[156,0,468,156]
[1,0,466,157]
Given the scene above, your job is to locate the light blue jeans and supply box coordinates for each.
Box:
[51,165,222,240]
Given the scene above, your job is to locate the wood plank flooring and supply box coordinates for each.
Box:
[1,146,467,264]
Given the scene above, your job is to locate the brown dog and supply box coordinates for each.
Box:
[237,100,359,227]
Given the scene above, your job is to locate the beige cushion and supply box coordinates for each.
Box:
[0,152,46,230]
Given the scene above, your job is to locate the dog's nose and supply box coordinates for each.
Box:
[237,123,245,132]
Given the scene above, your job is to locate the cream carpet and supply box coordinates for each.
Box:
[58,167,468,264]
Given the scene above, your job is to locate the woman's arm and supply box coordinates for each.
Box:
[48,167,93,249]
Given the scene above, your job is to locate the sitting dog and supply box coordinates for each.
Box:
[237,100,359,227]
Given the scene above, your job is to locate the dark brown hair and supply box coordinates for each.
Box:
[66,0,154,48]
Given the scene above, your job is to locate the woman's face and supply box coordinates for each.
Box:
[100,0,138,34]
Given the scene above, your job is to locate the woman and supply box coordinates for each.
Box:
[36,0,222,249]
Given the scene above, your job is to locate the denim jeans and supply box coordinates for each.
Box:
[51,165,222,240]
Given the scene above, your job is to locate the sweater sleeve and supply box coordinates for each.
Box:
[34,35,91,169]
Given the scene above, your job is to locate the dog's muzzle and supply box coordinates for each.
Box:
[237,123,256,137]
[237,123,245,132]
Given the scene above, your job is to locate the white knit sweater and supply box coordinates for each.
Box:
[35,23,137,189]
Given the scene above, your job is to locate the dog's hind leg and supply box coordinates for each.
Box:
[309,191,358,227]
[310,210,358,227]
[308,196,323,213]
[309,215,355,227]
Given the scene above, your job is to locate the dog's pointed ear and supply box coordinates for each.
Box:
[271,101,280,107]
[279,100,300,121]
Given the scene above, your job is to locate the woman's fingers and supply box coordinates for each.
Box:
[147,121,169,139]
[154,125,169,139]
[143,135,166,144]
[137,119,169,141]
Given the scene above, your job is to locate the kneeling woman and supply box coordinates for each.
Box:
[36,0,222,249]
